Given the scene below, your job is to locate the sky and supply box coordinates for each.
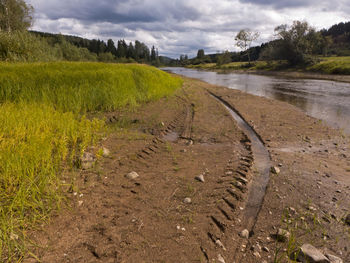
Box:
[27,0,349,58]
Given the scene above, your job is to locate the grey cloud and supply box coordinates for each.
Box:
[28,0,349,58]
[238,0,314,8]
[32,0,200,24]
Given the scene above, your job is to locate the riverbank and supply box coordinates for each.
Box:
[0,62,183,262]
[187,57,350,83]
[25,76,349,263]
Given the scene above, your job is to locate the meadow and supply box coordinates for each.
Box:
[0,62,182,261]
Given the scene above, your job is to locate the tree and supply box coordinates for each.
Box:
[216,50,231,66]
[0,0,33,32]
[197,49,205,59]
[235,29,259,64]
[273,21,320,65]
[106,39,117,57]
[151,45,156,61]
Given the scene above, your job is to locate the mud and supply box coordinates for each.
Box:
[25,77,350,263]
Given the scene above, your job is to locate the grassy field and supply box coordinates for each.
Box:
[307,56,350,74]
[187,57,350,75]
[0,62,182,261]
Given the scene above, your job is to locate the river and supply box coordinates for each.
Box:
[163,67,350,134]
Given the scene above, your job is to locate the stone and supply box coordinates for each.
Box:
[215,240,226,251]
[81,152,96,169]
[271,166,280,174]
[183,197,192,204]
[240,229,249,239]
[217,254,225,263]
[325,253,343,263]
[126,171,139,180]
[195,174,205,182]
[253,251,261,258]
[276,228,290,242]
[345,214,350,226]
[297,244,329,263]
[102,147,110,157]
[263,246,270,252]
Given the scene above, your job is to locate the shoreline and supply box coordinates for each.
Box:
[25,76,350,263]
[185,66,350,83]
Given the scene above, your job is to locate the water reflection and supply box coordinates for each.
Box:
[164,67,350,134]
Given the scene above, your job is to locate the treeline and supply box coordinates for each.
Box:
[174,20,350,67]
[0,30,161,64]
[31,31,161,65]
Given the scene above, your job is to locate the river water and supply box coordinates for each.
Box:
[163,67,350,134]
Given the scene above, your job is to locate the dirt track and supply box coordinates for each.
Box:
[26,77,349,263]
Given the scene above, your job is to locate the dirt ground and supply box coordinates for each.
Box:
[25,77,349,263]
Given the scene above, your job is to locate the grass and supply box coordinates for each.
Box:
[0,62,183,113]
[307,56,350,75]
[188,56,350,75]
[0,62,183,261]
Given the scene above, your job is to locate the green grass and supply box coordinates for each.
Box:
[0,62,183,261]
[187,60,288,71]
[0,62,183,113]
[307,56,350,75]
[188,56,350,75]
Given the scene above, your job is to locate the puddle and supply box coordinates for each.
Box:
[163,131,179,142]
[211,94,271,231]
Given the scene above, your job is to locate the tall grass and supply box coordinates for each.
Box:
[0,62,183,112]
[0,62,182,261]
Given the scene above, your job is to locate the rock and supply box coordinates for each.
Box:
[215,240,226,251]
[240,229,249,239]
[81,152,96,169]
[289,207,297,215]
[297,244,329,263]
[325,253,343,263]
[345,214,350,226]
[217,254,226,263]
[126,171,139,180]
[195,174,205,182]
[183,197,192,204]
[253,251,261,258]
[263,246,270,252]
[276,228,290,242]
[271,166,280,174]
[102,147,110,157]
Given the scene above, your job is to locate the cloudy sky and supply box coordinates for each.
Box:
[27,0,349,58]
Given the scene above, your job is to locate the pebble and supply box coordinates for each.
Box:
[126,171,139,180]
[253,251,261,258]
[263,246,270,252]
[240,229,249,239]
[184,197,192,204]
[217,254,225,263]
[215,240,226,251]
[271,166,280,174]
[276,228,290,242]
[78,200,83,206]
[325,253,343,263]
[102,147,110,157]
[81,152,96,169]
[195,174,205,182]
[297,244,329,263]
